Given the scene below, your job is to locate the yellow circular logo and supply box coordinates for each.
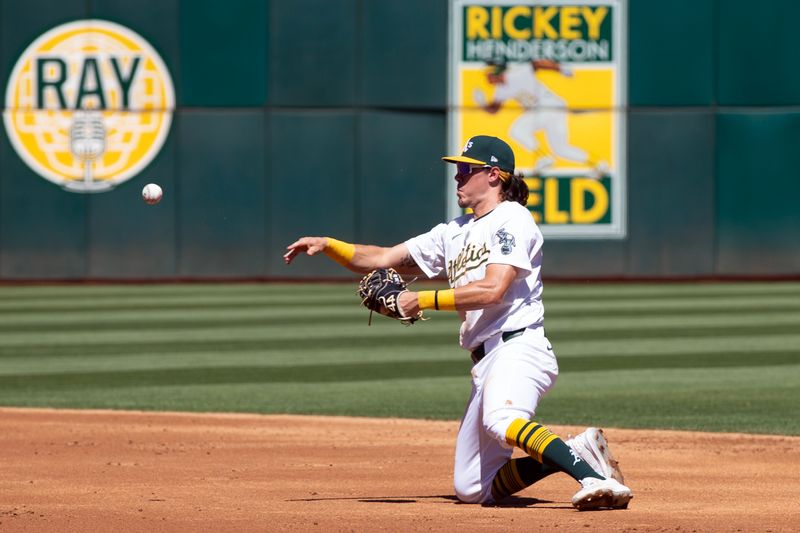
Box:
[3,20,174,192]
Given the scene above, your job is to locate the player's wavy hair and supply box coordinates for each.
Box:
[499,171,529,206]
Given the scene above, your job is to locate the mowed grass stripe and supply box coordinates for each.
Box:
[548,311,800,331]
[554,333,800,357]
[1,281,796,301]
[0,361,472,390]
[0,280,795,302]
[3,293,800,316]
[546,322,800,342]
[1,321,798,348]
[0,283,360,300]
[1,346,794,377]
[545,294,800,312]
[543,282,800,298]
[0,319,459,346]
[546,287,800,301]
[539,364,800,435]
[0,345,469,375]
[3,302,798,322]
[0,292,359,312]
[1,305,798,331]
[0,353,795,392]
[0,327,457,357]
[1,328,798,359]
[1,307,798,335]
[0,308,375,331]
[1,317,798,348]
[548,304,800,319]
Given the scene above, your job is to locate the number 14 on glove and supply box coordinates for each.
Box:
[357,268,425,325]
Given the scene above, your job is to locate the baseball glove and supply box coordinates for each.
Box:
[357,268,423,325]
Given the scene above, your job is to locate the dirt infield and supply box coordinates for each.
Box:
[0,409,798,532]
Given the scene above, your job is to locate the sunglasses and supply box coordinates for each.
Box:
[456,163,491,175]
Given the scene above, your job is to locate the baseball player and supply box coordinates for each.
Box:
[479,60,608,177]
[284,135,632,510]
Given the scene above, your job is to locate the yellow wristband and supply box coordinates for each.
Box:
[418,291,436,310]
[418,289,456,311]
[323,237,355,267]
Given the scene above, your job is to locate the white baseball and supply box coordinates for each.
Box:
[142,183,163,205]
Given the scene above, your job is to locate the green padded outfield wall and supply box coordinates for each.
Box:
[0,0,797,280]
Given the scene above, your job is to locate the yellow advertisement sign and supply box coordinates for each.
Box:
[449,1,626,238]
[3,20,174,193]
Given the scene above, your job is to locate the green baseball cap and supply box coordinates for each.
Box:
[442,135,515,173]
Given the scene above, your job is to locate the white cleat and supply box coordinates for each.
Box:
[566,427,625,483]
[571,476,633,511]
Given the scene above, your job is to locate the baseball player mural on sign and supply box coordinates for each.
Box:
[477,59,608,178]
[452,1,626,237]
[284,135,633,510]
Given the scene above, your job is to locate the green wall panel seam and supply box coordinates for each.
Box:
[263,108,270,276]
[353,111,361,244]
[711,0,720,275]
[174,114,182,277]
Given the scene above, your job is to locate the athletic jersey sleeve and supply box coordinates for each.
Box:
[492,65,529,103]
[486,208,538,275]
[492,82,513,103]
[404,223,448,278]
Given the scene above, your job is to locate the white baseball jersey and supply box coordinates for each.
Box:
[405,201,544,350]
[492,63,565,109]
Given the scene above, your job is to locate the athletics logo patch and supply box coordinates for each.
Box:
[496,228,515,255]
[3,19,174,192]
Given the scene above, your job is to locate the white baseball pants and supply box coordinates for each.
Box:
[452,326,559,503]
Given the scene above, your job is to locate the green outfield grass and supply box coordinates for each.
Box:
[0,282,798,435]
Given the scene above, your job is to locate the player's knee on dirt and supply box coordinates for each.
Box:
[483,408,531,446]
[453,471,486,504]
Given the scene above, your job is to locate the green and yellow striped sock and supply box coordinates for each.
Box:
[505,419,603,482]
[491,457,557,502]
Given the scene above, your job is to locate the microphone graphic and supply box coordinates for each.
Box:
[70,111,106,189]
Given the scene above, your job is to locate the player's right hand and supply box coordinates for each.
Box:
[284,236,327,264]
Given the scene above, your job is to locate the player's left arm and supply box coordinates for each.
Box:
[284,237,424,276]
[398,263,517,315]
